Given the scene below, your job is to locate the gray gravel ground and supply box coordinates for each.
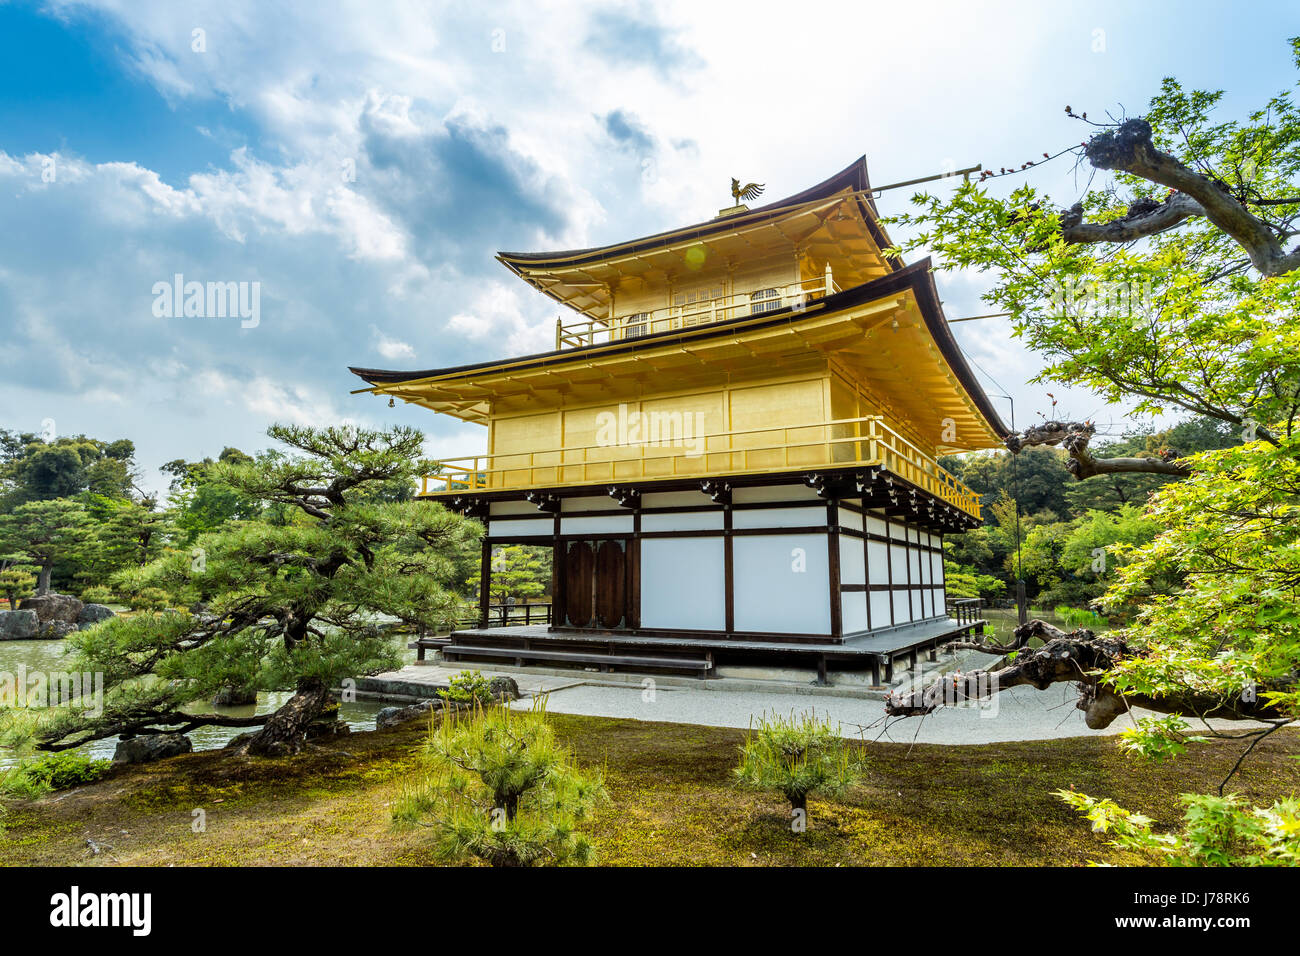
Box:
[514,679,1274,745]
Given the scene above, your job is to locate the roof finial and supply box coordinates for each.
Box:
[730,178,764,204]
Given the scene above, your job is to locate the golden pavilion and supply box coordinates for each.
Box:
[351,158,1005,684]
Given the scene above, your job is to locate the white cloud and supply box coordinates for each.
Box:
[372,326,417,361]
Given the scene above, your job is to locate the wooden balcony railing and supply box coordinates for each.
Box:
[421,414,982,519]
[556,268,841,350]
[946,598,983,626]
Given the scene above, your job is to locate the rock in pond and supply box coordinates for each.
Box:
[0,609,39,640]
[376,698,444,729]
[76,603,116,628]
[20,593,84,624]
[112,733,193,765]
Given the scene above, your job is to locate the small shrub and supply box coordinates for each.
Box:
[735,711,862,822]
[1058,790,1300,866]
[437,670,494,706]
[1,752,111,798]
[79,585,115,604]
[128,587,171,612]
[393,700,607,866]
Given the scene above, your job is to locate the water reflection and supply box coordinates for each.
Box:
[1,638,400,767]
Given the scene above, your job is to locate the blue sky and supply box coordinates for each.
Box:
[1,0,1297,498]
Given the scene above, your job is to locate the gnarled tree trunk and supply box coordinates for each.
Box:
[235,678,335,757]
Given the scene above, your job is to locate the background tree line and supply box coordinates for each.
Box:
[938,416,1236,611]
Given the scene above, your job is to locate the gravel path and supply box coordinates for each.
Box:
[518,680,1273,745]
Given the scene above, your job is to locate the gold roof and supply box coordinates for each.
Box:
[351,258,1009,452]
[497,157,896,320]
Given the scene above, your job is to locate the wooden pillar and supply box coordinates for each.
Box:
[724,501,734,634]
[478,537,491,629]
[827,499,843,640]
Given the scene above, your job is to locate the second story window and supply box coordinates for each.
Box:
[673,285,725,326]
[750,288,781,315]
[623,312,651,338]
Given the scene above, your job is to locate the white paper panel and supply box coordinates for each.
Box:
[641,511,725,532]
[893,590,912,624]
[640,538,725,631]
[559,515,634,535]
[838,508,864,532]
[489,501,542,517]
[733,534,831,634]
[842,592,868,634]
[868,540,890,585]
[870,591,892,628]
[890,545,910,584]
[732,506,826,530]
[487,518,553,538]
[733,485,822,504]
[839,536,865,585]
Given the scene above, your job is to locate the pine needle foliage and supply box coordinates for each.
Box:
[393,699,607,866]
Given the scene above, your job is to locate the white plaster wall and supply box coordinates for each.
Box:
[641,512,725,532]
[893,590,912,624]
[839,536,865,585]
[488,517,552,538]
[733,533,831,634]
[842,591,868,634]
[489,501,542,517]
[640,537,725,631]
[561,496,624,512]
[732,485,822,504]
[641,491,712,509]
[870,591,892,627]
[732,505,824,529]
[867,540,889,585]
[559,515,634,535]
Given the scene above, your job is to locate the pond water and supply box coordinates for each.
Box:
[0,637,410,768]
[981,606,1111,642]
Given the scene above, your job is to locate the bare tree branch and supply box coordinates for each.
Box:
[1006,420,1191,479]
[1062,119,1300,277]
[885,620,1290,729]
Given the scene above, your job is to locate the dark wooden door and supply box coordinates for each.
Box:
[564,541,594,627]
[595,540,626,628]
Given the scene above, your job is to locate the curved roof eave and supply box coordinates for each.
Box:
[496,156,898,274]
[349,258,1010,443]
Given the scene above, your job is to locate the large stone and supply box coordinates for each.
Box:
[76,603,115,628]
[36,620,78,640]
[112,733,193,765]
[0,609,39,640]
[488,676,521,701]
[211,685,258,707]
[375,698,443,729]
[20,593,84,624]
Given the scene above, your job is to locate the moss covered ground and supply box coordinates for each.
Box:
[3,712,1296,866]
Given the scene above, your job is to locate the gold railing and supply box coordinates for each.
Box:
[556,270,841,350]
[420,415,981,518]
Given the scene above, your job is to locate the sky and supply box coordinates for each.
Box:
[1,0,1297,499]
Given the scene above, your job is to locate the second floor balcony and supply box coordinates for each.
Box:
[420,414,982,519]
[556,268,842,350]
